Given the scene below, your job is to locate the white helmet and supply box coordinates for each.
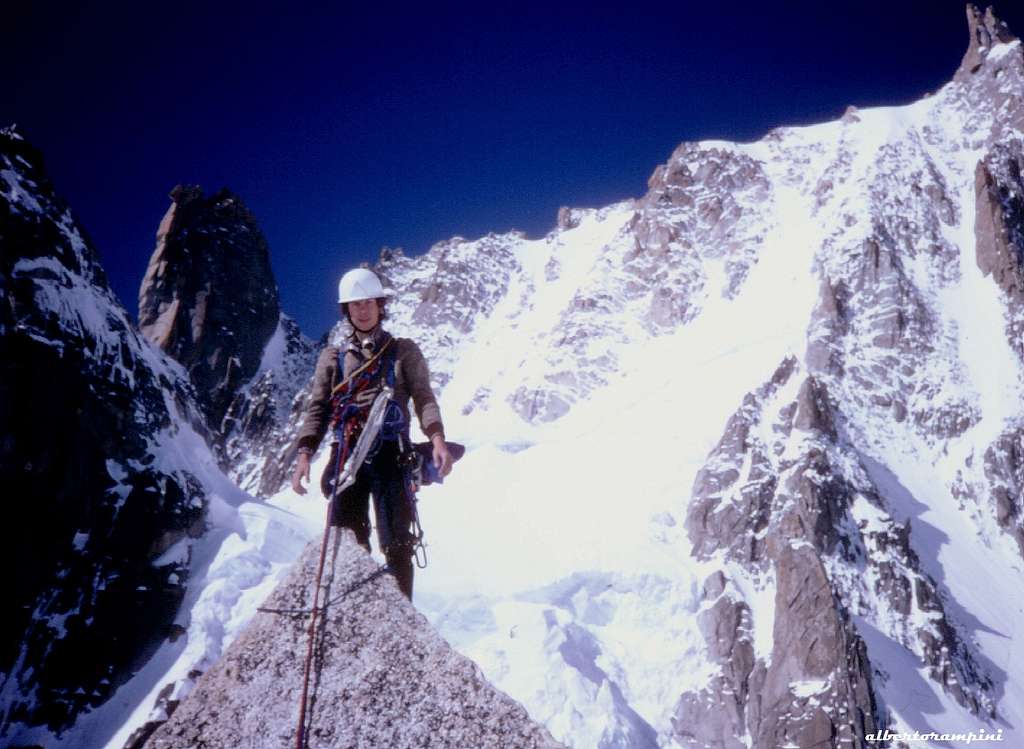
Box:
[337,268,394,303]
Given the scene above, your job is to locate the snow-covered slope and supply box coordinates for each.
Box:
[363,9,1024,747]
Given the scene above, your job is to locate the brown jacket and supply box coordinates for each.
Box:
[295,330,444,453]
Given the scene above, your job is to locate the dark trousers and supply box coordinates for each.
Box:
[321,440,415,599]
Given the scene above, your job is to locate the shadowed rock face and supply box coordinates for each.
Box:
[138,185,281,433]
[975,141,1024,362]
[0,128,206,736]
[145,533,565,749]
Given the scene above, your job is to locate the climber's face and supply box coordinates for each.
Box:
[347,297,380,332]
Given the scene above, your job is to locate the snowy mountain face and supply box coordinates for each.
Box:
[0,128,209,738]
[345,7,1023,747]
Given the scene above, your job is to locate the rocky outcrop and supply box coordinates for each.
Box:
[138,185,281,433]
[971,143,1024,553]
[0,127,207,737]
[145,532,565,749]
[980,426,1024,555]
[678,355,994,747]
[134,184,313,498]
[679,361,879,747]
[975,140,1024,369]
[632,144,771,325]
[220,314,318,497]
[950,5,1024,148]
[957,4,1017,81]
[975,142,1024,299]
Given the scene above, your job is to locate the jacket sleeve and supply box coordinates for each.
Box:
[294,346,337,453]
[402,340,444,440]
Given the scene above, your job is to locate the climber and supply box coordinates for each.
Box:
[290,268,452,599]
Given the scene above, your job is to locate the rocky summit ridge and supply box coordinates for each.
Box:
[146,532,564,749]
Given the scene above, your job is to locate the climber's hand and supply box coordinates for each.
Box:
[292,452,311,495]
[431,434,453,478]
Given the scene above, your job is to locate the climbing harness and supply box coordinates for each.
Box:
[324,336,431,566]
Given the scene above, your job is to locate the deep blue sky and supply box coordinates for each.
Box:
[10,1,1024,338]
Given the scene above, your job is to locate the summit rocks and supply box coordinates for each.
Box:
[957,4,1018,81]
[146,533,564,749]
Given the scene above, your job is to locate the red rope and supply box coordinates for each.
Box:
[295,426,352,749]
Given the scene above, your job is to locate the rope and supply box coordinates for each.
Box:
[293,437,348,749]
[256,565,391,616]
[294,509,331,749]
[330,337,394,396]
